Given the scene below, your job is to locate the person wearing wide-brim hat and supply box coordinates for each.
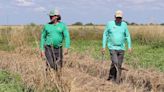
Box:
[40,9,70,71]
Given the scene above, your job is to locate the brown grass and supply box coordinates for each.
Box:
[0,47,164,92]
[129,25,164,44]
[1,25,164,43]
[0,25,164,92]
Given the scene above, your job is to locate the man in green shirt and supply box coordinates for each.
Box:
[40,9,70,71]
[102,10,132,83]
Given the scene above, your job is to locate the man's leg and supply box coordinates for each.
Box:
[108,50,118,81]
[117,50,124,77]
[45,46,56,70]
[54,47,63,71]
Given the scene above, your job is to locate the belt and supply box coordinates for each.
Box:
[45,45,62,49]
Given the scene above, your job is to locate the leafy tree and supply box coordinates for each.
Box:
[160,23,164,26]
[85,23,94,26]
[72,22,83,26]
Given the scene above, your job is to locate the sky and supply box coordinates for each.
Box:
[0,0,164,25]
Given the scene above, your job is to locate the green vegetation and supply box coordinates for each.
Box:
[0,70,25,92]
[70,40,164,71]
[0,25,164,92]
[0,25,164,71]
[72,22,83,26]
[125,42,164,71]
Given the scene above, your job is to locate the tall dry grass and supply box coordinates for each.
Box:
[0,48,164,92]
[0,25,164,92]
[129,25,164,45]
[0,25,41,50]
[1,25,164,46]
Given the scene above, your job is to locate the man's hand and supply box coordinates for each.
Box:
[128,48,132,53]
[64,48,69,55]
[101,48,105,55]
[41,51,45,58]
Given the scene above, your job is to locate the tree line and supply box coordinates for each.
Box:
[71,22,164,26]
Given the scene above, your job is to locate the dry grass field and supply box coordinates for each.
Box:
[0,25,164,92]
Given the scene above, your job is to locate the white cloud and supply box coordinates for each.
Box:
[111,0,163,10]
[124,0,156,4]
[14,0,47,13]
[15,0,34,6]
[34,6,46,12]
[156,2,164,8]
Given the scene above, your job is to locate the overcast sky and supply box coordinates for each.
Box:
[0,0,164,25]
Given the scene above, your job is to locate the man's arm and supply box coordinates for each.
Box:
[125,24,132,52]
[40,26,46,51]
[102,23,109,54]
[63,24,70,48]
[63,24,70,55]
[40,26,46,57]
[102,23,110,48]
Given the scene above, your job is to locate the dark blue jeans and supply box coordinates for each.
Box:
[108,50,125,81]
[45,45,63,71]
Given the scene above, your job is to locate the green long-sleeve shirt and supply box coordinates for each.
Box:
[40,22,70,51]
[102,21,131,50]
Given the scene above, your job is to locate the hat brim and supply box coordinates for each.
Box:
[115,15,122,18]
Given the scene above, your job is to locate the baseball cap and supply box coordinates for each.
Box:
[115,10,123,18]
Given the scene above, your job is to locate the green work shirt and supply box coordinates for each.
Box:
[40,22,70,51]
[102,21,131,50]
